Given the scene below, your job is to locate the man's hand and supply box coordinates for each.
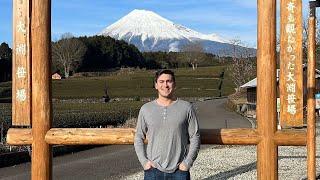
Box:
[144,161,155,170]
[179,163,188,171]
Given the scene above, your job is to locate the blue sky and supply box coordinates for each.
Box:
[0,0,311,47]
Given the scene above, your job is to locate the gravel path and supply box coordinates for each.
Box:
[122,136,320,180]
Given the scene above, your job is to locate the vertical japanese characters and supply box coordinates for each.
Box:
[12,0,31,125]
[280,0,303,127]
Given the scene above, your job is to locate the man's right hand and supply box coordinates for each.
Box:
[144,161,155,170]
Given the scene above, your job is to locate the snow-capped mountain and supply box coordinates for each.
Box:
[99,9,255,56]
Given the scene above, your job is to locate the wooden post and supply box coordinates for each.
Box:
[12,0,31,126]
[279,0,303,127]
[307,4,316,180]
[257,0,278,179]
[31,0,52,179]
[6,0,316,179]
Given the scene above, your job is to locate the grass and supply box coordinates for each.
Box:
[51,66,234,99]
[0,66,237,130]
[0,66,235,99]
[0,81,11,100]
[0,66,238,154]
[0,101,144,144]
[0,66,237,136]
[52,101,144,128]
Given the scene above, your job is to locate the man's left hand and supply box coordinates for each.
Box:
[179,163,188,171]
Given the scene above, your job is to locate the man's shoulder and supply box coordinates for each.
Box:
[177,99,191,105]
[176,99,193,109]
[140,100,156,111]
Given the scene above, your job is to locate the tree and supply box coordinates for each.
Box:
[181,42,205,70]
[52,33,87,78]
[78,36,145,71]
[227,39,256,92]
[0,42,12,60]
[302,16,320,66]
[0,42,12,82]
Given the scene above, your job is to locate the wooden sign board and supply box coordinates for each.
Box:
[12,0,31,126]
[279,0,303,127]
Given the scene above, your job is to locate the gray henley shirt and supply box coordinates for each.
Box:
[134,99,200,173]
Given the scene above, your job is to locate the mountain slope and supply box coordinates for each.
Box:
[99,9,255,56]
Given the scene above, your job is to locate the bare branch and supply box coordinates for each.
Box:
[227,38,256,91]
[52,33,87,78]
[181,42,205,70]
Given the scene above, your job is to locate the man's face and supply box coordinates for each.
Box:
[155,73,175,98]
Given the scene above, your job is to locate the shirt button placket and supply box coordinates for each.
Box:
[163,107,167,121]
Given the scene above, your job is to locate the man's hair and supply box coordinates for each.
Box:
[154,69,175,83]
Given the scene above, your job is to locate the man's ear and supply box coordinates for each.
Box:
[154,82,158,90]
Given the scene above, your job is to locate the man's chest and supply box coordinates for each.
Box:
[144,107,188,130]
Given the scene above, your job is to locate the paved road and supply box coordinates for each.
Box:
[194,98,252,129]
[0,98,252,180]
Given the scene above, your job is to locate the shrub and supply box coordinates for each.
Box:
[133,96,140,101]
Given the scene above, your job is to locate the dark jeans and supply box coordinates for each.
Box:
[144,167,191,180]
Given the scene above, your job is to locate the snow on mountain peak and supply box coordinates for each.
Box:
[202,33,230,43]
[99,9,228,43]
[99,9,186,41]
[97,9,247,54]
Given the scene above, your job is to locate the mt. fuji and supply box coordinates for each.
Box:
[99,9,255,55]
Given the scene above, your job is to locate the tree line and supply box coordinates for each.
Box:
[0,42,12,82]
[52,34,224,77]
[0,35,224,82]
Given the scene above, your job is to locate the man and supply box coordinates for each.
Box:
[134,69,200,180]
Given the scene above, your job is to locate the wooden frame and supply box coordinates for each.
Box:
[7,0,317,179]
[307,1,318,178]
[12,0,31,126]
[7,128,307,146]
[279,0,304,127]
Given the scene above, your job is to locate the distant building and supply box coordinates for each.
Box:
[241,67,320,105]
[52,72,62,80]
[240,66,320,117]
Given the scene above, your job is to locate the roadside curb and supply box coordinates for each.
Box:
[201,96,228,101]
[244,117,256,129]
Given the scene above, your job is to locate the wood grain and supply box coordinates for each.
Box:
[307,11,316,180]
[12,0,31,126]
[31,0,52,179]
[279,0,303,127]
[257,0,278,179]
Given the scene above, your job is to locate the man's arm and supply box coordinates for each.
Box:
[134,108,149,168]
[181,104,201,170]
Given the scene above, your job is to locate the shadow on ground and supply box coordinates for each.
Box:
[204,156,320,180]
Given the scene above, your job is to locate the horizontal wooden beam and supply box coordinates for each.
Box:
[6,128,33,145]
[200,128,260,145]
[46,128,136,145]
[46,128,261,145]
[6,128,307,146]
[274,130,307,146]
